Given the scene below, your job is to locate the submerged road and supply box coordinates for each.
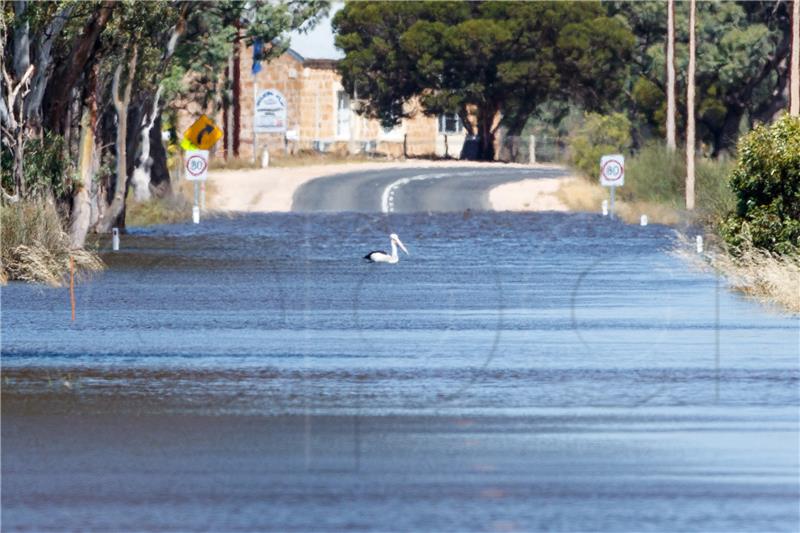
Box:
[292,165,567,213]
[3,208,798,530]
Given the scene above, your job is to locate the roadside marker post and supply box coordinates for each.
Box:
[112,228,120,251]
[600,154,624,219]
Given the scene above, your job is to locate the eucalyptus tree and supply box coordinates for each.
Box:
[2,0,328,247]
[609,0,793,155]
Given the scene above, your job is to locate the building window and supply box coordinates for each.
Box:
[438,113,462,134]
[336,91,351,138]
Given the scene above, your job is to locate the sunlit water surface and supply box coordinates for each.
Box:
[2,212,798,532]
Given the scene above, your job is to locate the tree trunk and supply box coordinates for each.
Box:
[2,64,35,202]
[715,105,744,156]
[43,1,113,135]
[69,107,94,249]
[12,1,30,80]
[791,0,800,116]
[477,104,496,161]
[131,87,162,201]
[686,0,696,211]
[96,45,137,233]
[232,30,241,157]
[24,3,74,131]
[225,49,234,159]
[666,0,677,151]
[13,129,25,198]
[148,112,172,198]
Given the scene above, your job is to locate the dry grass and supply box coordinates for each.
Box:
[1,200,103,286]
[555,177,606,211]
[675,234,800,314]
[556,177,683,225]
[126,180,220,227]
[711,246,800,314]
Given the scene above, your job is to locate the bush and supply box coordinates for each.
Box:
[568,112,632,178]
[0,132,72,200]
[1,200,103,286]
[604,142,735,223]
[624,142,684,204]
[721,115,800,254]
[696,156,736,224]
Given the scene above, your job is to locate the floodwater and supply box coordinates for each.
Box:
[2,212,799,532]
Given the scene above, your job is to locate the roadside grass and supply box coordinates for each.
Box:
[1,199,103,286]
[125,180,219,227]
[676,235,800,313]
[556,177,683,225]
[559,143,735,227]
[713,246,800,313]
[559,143,799,313]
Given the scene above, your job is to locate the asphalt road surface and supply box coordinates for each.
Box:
[292,165,567,213]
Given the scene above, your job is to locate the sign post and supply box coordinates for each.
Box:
[184,149,209,224]
[181,115,222,224]
[599,154,625,218]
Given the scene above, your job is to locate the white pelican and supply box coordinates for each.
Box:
[364,233,409,263]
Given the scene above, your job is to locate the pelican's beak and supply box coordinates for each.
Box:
[396,237,409,255]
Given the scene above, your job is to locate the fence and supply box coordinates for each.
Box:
[249,133,568,163]
[497,135,568,164]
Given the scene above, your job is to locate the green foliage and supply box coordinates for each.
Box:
[696,156,736,222]
[334,1,634,147]
[24,133,72,199]
[167,1,329,111]
[1,133,71,200]
[623,143,735,221]
[624,143,684,205]
[721,115,800,255]
[568,112,632,179]
[607,0,791,154]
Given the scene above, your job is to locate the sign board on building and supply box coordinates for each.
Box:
[182,115,223,150]
[600,154,625,187]
[254,89,287,133]
[184,150,209,181]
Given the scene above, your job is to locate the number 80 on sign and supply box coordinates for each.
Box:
[184,149,209,181]
[600,154,624,187]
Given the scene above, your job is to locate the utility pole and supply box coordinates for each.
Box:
[666,0,677,151]
[253,72,258,163]
[791,0,800,116]
[686,0,696,211]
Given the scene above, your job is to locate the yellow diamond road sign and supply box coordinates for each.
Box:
[183,115,223,150]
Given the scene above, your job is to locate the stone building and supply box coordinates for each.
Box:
[203,46,468,161]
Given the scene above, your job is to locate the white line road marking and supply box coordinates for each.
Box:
[380,171,482,213]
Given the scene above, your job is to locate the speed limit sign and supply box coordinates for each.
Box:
[600,154,624,186]
[184,150,209,181]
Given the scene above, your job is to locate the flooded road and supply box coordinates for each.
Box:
[2,211,798,532]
